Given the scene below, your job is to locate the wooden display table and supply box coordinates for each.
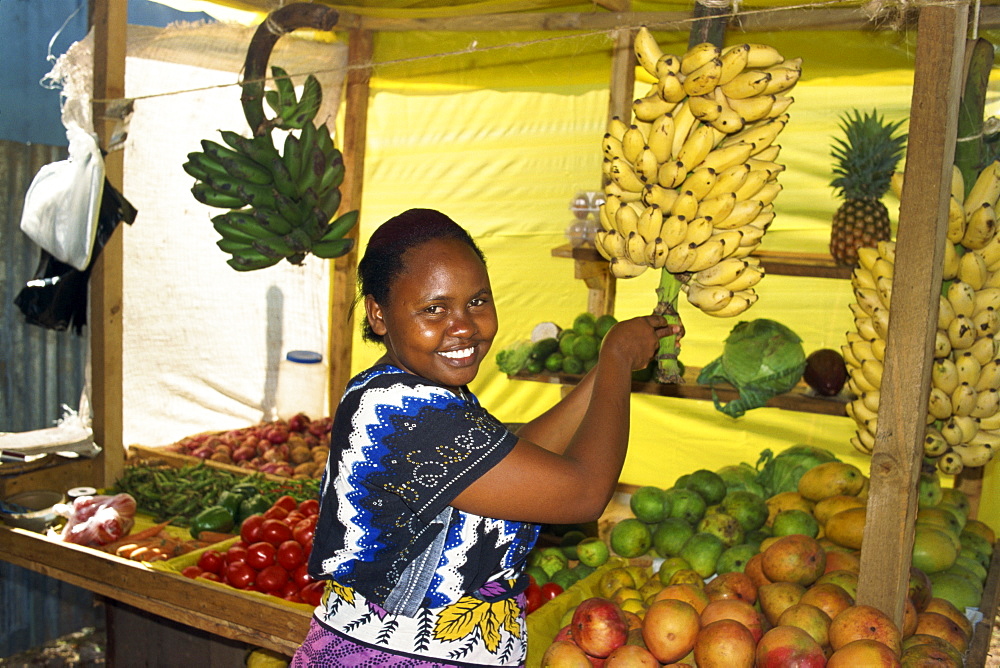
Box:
[0,525,310,658]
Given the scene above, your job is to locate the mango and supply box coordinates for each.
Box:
[765,491,815,527]
[824,507,867,550]
[814,494,866,526]
[797,461,866,501]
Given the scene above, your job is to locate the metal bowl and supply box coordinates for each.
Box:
[0,489,64,532]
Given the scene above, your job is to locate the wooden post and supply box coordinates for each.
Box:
[856,3,969,626]
[89,0,128,488]
[328,29,373,405]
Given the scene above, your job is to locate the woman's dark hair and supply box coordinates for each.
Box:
[356,208,486,344]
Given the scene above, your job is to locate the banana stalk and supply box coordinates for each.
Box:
[653,268,685,383]
[954,38,994,195]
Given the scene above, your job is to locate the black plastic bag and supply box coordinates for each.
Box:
[14,178,137,334]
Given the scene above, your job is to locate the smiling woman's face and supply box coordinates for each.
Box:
[365,237,498,392]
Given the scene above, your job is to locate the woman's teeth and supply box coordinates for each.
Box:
[440,347,474,359]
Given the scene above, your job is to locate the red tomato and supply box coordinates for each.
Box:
[540,582,564,602]
[181,565,203,579]
[298,499,320,516]
[291,564,314,588]
[279,581,300,598]
[284,510,305,525]
[264,505,289,521]
[273,495,298,513]
[240,515,266,544]
[245,541,277,570]
[225,544,248,565]
[256,564,289,592]
[283,592,304,604]
[196,549,225,575]
[198,572,223,583]
[300,581,325,607]
[293,517,317,547]
[225,561,256,589]
[277,540,306,571]
[525,583,542,614]
[261,518,294,546]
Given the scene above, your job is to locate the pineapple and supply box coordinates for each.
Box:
[829,109,907,266]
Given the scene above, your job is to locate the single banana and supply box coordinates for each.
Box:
[875,276,893,309]
[635,146,661,183]
[657,160,688,189]
[664,241,696,273]
[636,204,664,244]
[971,387,1000,419]
[948,280,976,317]
[871,336,887,362]
[724,94,776,123]
[718,43,750,85]
[671,190,701,220]
[942,241,961,281]
[973,287,1000,315]
[956,414,981,442]
[705,163,751,199]
[610,157,647,192]
[951,163,965,201]
[744,43,785,68]
[687,94,724,123]
[614,201,642,236]
[720,70,772,99]
[660,214,690,248]
[963,160,1000,217]
[285,74,323,129]
[948,314,976,350]
[931,356,960,395]
[697,192,738,222]
[634,90,678,122]
[697,141,756,174]
[598,202,616,232]
[646,237,669,269]
[644,183,680,211]
[723,115,789,153]
[647,114,675,163]
[602,229,628,258]
[680,42,722,76]
[682,215,715,246]
[854,287,882,317]
[681,167,719,200]
[656,54,683,79]
[621,125,647,164]
[676,123,717,171]
[708,107,745,135]
[861,389,880,413]
[594,230,614,260]
[952,443,993,468]
[683,57,724,96]
[610,256,649,278]
[973,307,1000,337]
[703,290,758,317]
[927,387,954,420]
[848,397,878,424]
[720,262,764,290]
[601,133,627,161]
[191,182,249,209]
[713,228,748,253]
[761,64,802,95]
[685,237,729,273]
[685,282,735,312]
[658,71,688,104]
[753,145,783,162]
[712,199,765,230]
[633,27,665,77]
[940,419,966,446]
[869,306,890,339]
[852,266,877,291]
[852,431,875,455]
[767,95,795,118]
[977,359,1000,393]
[733,222,765,247]
[923,427,950,457]
[969,335,997,365]
[691,257,748,286]
[732,169,773,202]
[670,100,699,158]
[937,452,964,476]
[626,231,649,265]
[841,342,862,370]
[961,203,997,250]
[947,196,967,244]
[607,116,630,141]
[752,182,783,207]
[952,382,979,417]
[934,329,953,359]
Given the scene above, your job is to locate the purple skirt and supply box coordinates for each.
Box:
[291,617,514,668]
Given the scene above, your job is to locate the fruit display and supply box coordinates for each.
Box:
[495,312,619,377]
[151,413,332,479]
[532,450,994,665]
[828,109,907,266]
[183,65,358,271]
[844,161,1000,475]
[594,29,799,381]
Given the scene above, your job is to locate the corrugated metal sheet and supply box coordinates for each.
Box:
[0,139,88,434]
[0,139,96,658]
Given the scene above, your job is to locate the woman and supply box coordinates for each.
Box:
[292,209,676,667]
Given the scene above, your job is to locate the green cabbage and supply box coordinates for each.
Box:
[755,444,840,497]
[715,462,767,497]
[495,340,534,375]
[697,319,807,418]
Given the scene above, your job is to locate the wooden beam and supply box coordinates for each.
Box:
[328,29,373,405]
[856,3,968,627]
[89,0,128,489]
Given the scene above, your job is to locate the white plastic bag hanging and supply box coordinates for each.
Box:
[19,122,105,271]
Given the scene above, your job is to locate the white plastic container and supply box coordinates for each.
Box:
[275,350,328,421]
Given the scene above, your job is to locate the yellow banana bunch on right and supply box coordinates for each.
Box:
[846,160,1000,475]
[597,28,798,317]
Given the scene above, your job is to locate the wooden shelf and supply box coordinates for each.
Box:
[552,244,854,280]
[510,367,850,417]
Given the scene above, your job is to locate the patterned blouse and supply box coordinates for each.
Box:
[306,364,540,666]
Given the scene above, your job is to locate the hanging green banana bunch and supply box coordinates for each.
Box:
[183,65,357,272]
